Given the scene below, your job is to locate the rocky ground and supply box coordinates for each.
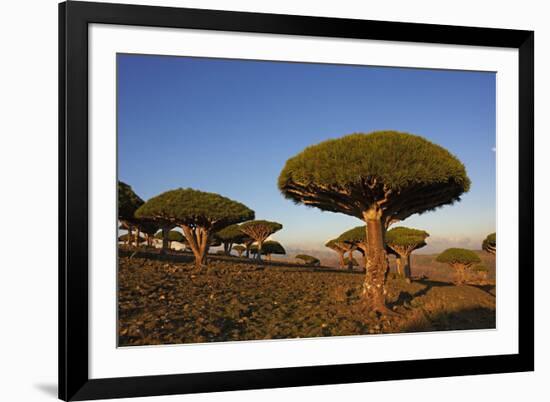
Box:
[118,252,496,346]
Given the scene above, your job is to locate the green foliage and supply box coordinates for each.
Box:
[118,181,144,221]
[216,224,249,243]
[482,232,496,252]
[154,230,186,242]
[278,131,470,219]
[385,227,429,251]
[436,248,481,265]
[472,264,488,272]
[343,257,359,266]
[233,245,246,255]
[336,226,366,243]
[137,220,158,235]
[135,188,254,228]
[239,220,283,235]
[250,240,286,255]
[295,254,320,266]
[325,238,350,250]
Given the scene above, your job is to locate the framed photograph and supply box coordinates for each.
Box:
[59,1,534,400]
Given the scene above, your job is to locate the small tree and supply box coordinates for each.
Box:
[136,220,158,247]
[154,230,186,249]
[436,248,481,285]
[239,220,283,261]
[279,131,470,313]
[471,264,489,283]
[233,245,246,257]
[250,240,286,261]
[482,232,496,255]
[295,254,321,266]
[337,226,368,255]
[136,188,254,269]
[118,181,144,247]
[325,239,354,268]
[385,227,429,280]
[215,224,251,255]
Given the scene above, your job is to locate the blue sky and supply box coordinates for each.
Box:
[118,54,496,253]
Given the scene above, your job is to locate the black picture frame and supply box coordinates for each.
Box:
[59,1,534,400]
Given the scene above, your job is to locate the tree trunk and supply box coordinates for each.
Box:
[256,240,263,261]
[403,254,412,279]
[395,256,403,277]
[362,210,392,313]
[453,263,467,285]
[223,242,230,255]
[161,227,169,254]
[126,226,132,246]
[134,228,140,248]
[337,251,345,269]
[346,251,353,270]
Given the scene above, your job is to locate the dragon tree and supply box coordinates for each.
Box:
[325,239,355,269]
[385,227,429,280]
[336,226,368,270]
[136,220,158,247]
[436,248,481,285]
[295,254,321,266]
[279,131,470,313]
[118,181,144,247]
[136,188,254,269]
[239,220,282,261]
[233,245,246,257]
[482,232,496,255]
[154,229,185,249]
[216,224,251,255]
[250,240,286,262]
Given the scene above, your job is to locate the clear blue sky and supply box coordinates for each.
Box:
[118,54,496,253]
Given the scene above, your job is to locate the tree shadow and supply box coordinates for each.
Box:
[34,383,57,398]
[469,284,496,297]
[399,307,496,333]
[118,247,364,275]
[389,279,454,308]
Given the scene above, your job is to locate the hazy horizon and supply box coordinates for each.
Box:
[117,54,496,254]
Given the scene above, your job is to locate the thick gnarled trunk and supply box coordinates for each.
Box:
[452,263,468,285]
[395,257,403,276]
[182,225,210,270]
[403,254,411,278]
[361,209,391,313]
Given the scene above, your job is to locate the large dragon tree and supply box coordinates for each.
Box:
[239,220,283,261]
[482,232,496,255]
[216,224,251,255]
[278,131,470,313]
[118,181,144,247]
[385,227,429,280]
[136,188,254,269]
[436,248,481,285]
